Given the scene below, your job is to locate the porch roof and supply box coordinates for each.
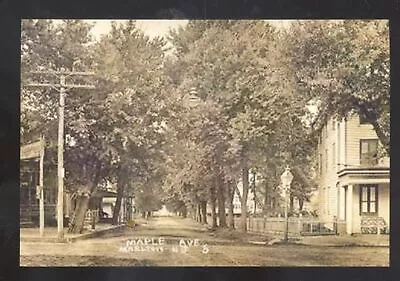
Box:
[338,167,390,185]
[92,190,117,198]
[20,139,44,160]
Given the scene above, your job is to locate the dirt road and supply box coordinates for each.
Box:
[20,216,389,266]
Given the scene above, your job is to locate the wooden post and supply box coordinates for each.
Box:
[249,216,252,232]
[39,136,45,237]
[284,188,289,242]
[263,216,266,234]
[252,170,257,215]
[91,210,96,230]
[334,216,338,235]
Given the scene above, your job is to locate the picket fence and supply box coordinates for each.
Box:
[230,216,346,236]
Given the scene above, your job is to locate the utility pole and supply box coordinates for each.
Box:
[57,74,65,240]
[27,67,95,241]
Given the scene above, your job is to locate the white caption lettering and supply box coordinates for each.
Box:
[119,236,209,254]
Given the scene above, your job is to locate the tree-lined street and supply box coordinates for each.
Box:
[20,19,390,266]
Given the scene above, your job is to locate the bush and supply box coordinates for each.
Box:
[127,219,137,228]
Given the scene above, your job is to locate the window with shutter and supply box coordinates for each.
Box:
[360,139,379,166]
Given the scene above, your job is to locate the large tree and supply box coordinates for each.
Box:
[92,20,170,225]
[286,20,390,154]
[162,100,220,227]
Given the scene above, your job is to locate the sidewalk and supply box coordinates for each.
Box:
[20,223,126,243]
[204,225,390,247]
[294,234,389,247]
[176,218,390,247]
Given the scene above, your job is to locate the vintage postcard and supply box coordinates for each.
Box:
[20,19,390,266]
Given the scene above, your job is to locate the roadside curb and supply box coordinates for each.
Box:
[245,236,389,248]
[292,241,389,248]
[67,225,126,242]
[20,225,126,243]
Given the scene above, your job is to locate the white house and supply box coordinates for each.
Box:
[206,179,260,216]
[233,181,258,215]
[318,114,390,234]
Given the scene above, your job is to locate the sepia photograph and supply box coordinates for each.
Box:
[20,19,390,267]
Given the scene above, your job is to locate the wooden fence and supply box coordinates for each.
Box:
[232,216,346,236]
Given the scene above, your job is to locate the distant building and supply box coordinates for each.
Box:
[89,189,135,223]
[233,181,261,215]
[153,205,174,217]
[207,180,261,216]
[317,114,390,234]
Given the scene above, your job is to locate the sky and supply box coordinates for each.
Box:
[88,20,188,40]
[86,19,293,40]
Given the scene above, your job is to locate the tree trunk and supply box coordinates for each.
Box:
[182,207,187,218]
[194,204,198,222]
[200,200,207,224]
[251,171,257,215]
[359,104,390,154]
[370,117,390,154]
[263,181,269,213]
[112,168,127,225]
[299,198,304,211]
[67,195,89,233]
[227,182,235,229]
[240,165,249,233]
[210,186,217,228]
[68,164,102,233]
[197,204,202,223]
[217,177,227,228]
[191,205,196,221]
[112,184,124,225]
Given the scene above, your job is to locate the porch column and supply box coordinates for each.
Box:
[346,184,353,234]
[338,185,345,220]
